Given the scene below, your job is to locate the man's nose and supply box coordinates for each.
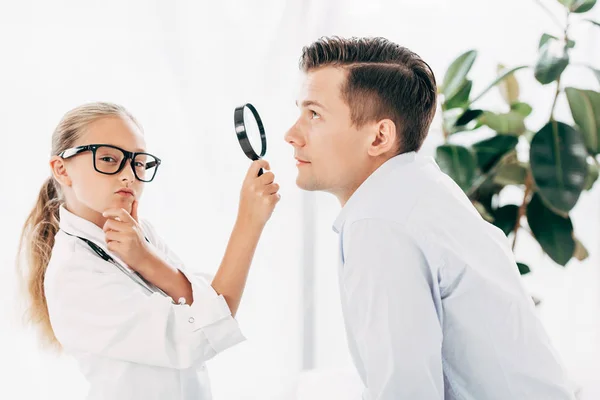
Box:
[284,122,304,147]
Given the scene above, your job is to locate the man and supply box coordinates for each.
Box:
[284,36,575,399]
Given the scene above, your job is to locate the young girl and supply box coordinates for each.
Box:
[17,102,280,400]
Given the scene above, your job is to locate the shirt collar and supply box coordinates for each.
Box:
[332,151,417,234]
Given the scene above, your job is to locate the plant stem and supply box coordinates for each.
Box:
[549,13,570,121]
[533,0,565,30]
[442,122,450,142]
[549,75,562,121]
[512,172,533,251]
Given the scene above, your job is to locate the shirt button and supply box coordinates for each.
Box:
[188,317,195,324]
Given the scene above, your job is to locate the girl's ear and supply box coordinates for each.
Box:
[50,156,72,186]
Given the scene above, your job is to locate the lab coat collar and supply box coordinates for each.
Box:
[59,205,134,271]
[59,205,108,245]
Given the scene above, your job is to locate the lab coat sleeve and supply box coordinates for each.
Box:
[46,232,245,370]
[140,219,246,354]
[341,218,444,399]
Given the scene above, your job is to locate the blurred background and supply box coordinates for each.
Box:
[1,0,599,399]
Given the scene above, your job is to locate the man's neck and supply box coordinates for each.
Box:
[334,156,391,207]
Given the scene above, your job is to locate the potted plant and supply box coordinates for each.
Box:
[435,0,600,287]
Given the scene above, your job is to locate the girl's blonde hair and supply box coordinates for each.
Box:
[17,102,141,349]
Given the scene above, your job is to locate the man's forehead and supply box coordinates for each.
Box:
[297,67,346,104]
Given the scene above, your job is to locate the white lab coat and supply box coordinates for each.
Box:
[44,205,245,400]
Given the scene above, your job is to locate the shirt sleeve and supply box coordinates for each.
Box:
[46,229,245,370]
[341,218,444,399]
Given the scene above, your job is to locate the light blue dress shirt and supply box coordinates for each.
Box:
[333,151,576,400]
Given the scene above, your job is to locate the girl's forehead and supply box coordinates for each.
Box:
[78,116,146,151]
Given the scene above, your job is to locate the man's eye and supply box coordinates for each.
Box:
[100,157,117,163]
[310,110,320,119]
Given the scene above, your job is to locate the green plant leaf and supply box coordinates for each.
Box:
[517,262,531,275]
[472,180,502,212]
[538,34,575,50]
[511,102,533,117]
[586,19,600,27]
[480,111,526,135]
[473,201,494,222]
[469,66,528,105]
[530,121,588,214]
[450,109,484,134]
[557,0,596,12]
[493,204,520,236]
[473,135,519,172]
[443,108,464,135]
[527,193,575,266]
[436,145,478,191]
[497,64,520,104]
[441,50,477,101]
[444,79,473,110]
[557,0,573,7]
[539,33,558,49]
[584,158,599,190]
[494,163,528,186]
[445,109,485,135]
[565,87,600,154]
[573,0,597,12]
[534,42,569,85]
[455,109,483,127]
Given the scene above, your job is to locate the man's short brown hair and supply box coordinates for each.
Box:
[299,36,437,154]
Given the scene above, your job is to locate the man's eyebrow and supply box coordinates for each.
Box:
[295,100,327,111]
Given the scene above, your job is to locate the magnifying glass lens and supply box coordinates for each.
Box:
[234,103,266,176]
[244,106,263,158]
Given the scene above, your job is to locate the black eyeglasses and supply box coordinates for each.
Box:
[59,144,162,183]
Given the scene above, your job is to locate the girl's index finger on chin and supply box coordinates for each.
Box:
[102,208,133,222]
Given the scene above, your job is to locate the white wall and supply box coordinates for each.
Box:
[0,1,598,399]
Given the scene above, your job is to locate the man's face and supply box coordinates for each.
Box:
[285,67,375,198]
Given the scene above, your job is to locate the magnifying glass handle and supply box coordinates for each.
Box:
[258,168,263,177]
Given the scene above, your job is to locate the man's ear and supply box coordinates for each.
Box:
[50,156,72,187]
[367,119,398,157]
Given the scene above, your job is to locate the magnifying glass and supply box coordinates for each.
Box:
[234,103,267,176]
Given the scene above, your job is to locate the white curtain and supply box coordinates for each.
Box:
[1,1,598,399]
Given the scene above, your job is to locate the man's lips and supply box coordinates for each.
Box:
[295,157,310,165]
